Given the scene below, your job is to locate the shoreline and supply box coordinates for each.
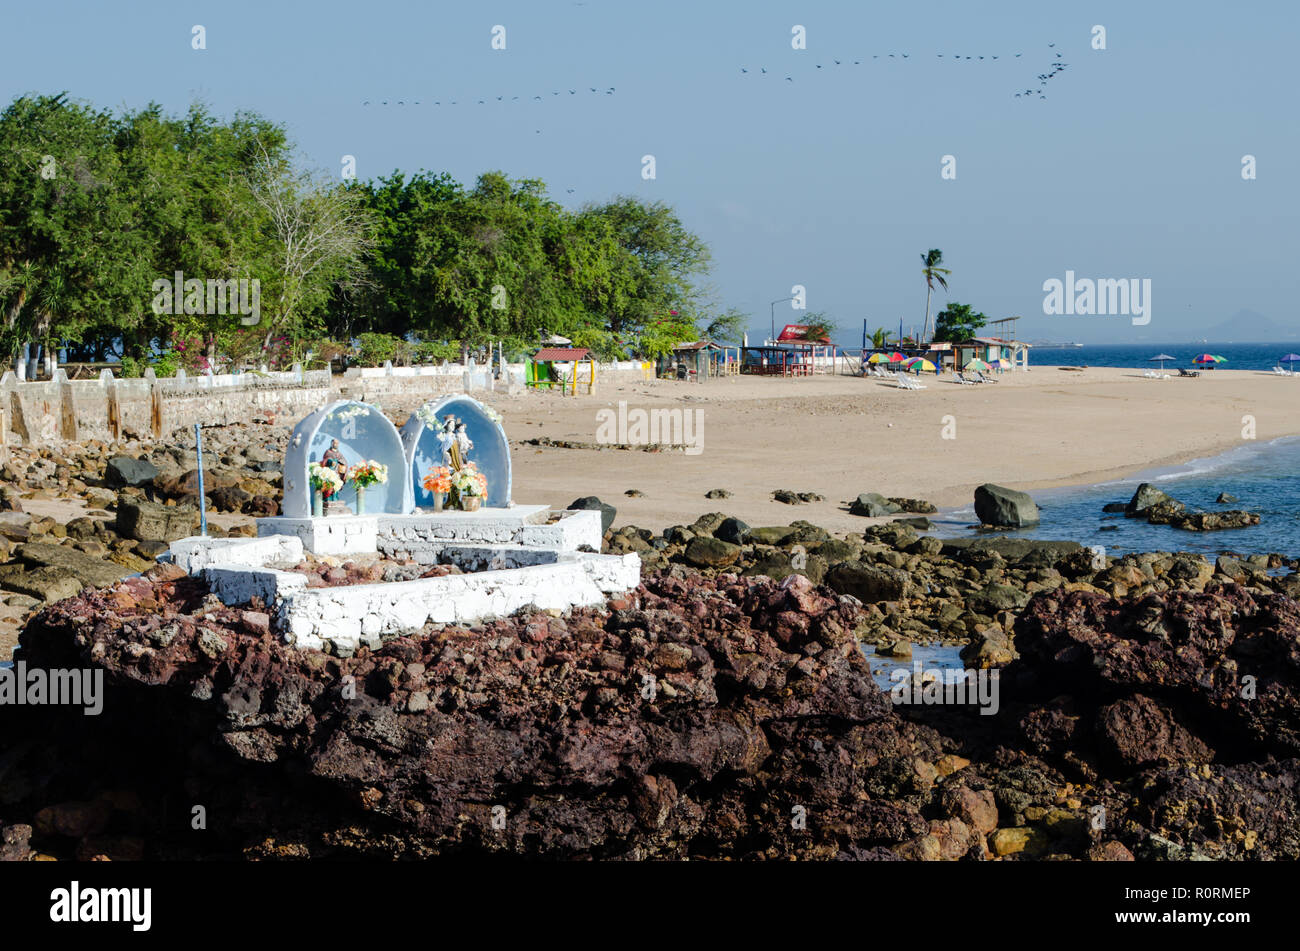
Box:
[501,367,1300,534]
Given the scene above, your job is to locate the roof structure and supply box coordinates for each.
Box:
[671,340,720,352]
[776,324,832,344]
[533,347,590,362]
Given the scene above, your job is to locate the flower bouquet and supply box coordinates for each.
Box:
[451,463,488,511]
[422,465,452,511]
[349,460,389,514]
[308,463,343,516]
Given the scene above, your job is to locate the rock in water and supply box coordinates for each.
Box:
[973,484,1039,527]
[105,455,160,488]
[568,496,616,533]
[849,493,902,517]
[1216,492,1238,504]
[1124,482,1180,517]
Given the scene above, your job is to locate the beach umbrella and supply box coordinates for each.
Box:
[1280,353,1300,366]
[904,357,936,372]
[1147,353,1176,370]
[888,351,906,363]
[1192,353,1226,365]
[867,352,891,364]
[963,357,991,371]
[989,358,1011,369]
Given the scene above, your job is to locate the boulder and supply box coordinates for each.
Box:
[15,542,134,589]
[683,536,742,568]
[973,484,1039,528]
[888,497,938,514]
[1124,482,1179,517]
[824,561,915,602]
[569,496,616,534]
[849,493,902,517]
[115,499,200,542]
[748,526,794,546]
[105,455,160,488]
[713,517,750,546]
[1216,492,1238,504]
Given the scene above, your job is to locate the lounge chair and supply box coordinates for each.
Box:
[895,371,926,390]
[972,370,998,384]
[954,372,977,385]
[1178,368,1200,377]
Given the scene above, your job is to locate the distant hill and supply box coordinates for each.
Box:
[1204,310,1299,342]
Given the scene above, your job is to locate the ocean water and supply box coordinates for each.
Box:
[931,435,1300,558]
[1016,341,1300,372]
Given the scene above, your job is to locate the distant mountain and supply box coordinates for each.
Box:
[1203,310,1299,342]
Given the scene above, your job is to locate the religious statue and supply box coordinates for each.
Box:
[435,417,459,470]
[453,421,473,468]
[320,439,349,499]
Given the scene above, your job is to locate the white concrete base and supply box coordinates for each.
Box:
[165,534,303,573]
[255,515,379,555]
[279,552,640,652]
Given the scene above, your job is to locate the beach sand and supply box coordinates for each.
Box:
[496,366,1300,535]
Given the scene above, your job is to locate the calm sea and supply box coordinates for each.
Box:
[932,435,1300,559]
[1025,341,1300,372]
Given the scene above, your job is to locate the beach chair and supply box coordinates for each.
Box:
[1178,368,1200,378]
[974,370,998,384]
[954,372,977,385]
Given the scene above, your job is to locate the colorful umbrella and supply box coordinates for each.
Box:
[888,351,906,363]
[866,352,891,364]
[963,358,991,371]
[904,357,936,372]
[989,358,1011,369]
[1192,353,1226,365]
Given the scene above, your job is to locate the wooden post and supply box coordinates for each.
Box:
[102,368,121,442]
[58,370,78,442]
[146,368,163,439]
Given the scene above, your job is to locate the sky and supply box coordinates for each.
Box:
[3,0,1297,346]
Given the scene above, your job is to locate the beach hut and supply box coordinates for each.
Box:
[527,347,595,394]
[658,340,721,382]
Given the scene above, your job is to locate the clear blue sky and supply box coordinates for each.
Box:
[4,0,1296,344]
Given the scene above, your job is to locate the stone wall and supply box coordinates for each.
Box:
[0,367,332,445]
[0,359,658,450]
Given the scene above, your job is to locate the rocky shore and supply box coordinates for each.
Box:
[2,493,1297,860]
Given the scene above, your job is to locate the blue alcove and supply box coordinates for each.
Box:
[400,395,512,509]
[282,400,413,517]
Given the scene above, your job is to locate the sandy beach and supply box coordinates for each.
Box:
[497,367,1300,534]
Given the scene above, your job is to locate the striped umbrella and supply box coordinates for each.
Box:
[1193,353,1226,365]
[867,352,891,364]
[904,357,936,372]
[964,358,991,371]
[888,351,906,363]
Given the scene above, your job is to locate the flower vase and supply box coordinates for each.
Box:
[449,486,461,510]
[432,492,446,512]
[355,484,366,515]
[312,489,323,517]
[462,496,482,512]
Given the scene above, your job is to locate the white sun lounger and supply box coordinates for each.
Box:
[895,371,927,390]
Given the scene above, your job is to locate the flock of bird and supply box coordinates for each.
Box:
[737,43,1069,100]
[361,86,616,108]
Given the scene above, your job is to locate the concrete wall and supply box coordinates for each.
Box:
[0,367,332,445]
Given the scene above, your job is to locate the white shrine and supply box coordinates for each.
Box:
[163,396,639,653]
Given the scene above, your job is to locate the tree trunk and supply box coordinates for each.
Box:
[923,286,933,343]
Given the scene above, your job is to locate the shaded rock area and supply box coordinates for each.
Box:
[4,533,1299,861]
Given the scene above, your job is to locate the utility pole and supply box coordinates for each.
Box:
[770,297,794,345]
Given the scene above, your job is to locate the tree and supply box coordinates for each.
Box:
[245,142,373,357]
[933,302,987,342]
[868,326,894,349]
[702,307,746,344]
[920,249,951,344]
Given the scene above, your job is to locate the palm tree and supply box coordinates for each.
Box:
[868,326,893,349]
[920,249,951,344]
